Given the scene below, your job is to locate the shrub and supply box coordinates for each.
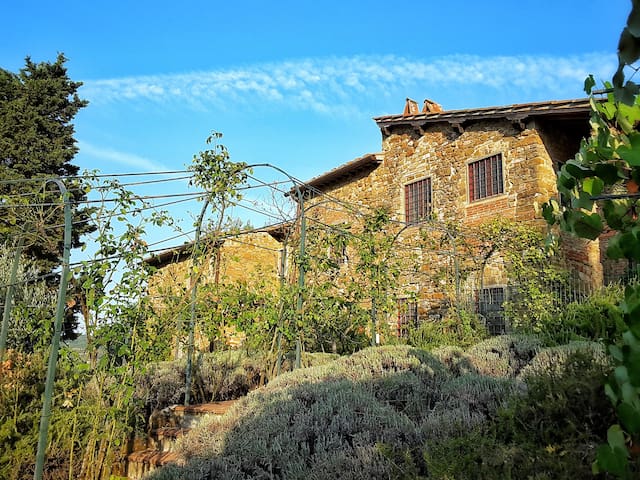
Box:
[495,348,616,476]
[135,350,271,431]
[517,341,608,380]
[136,360,187,412]
[421,374,523,441]
[162,380,421,480]
[430,345,476,377]
[337,345,446,381]
[147,346,445,480]
[407,309,488,350]
[540,285,625,345]
[421,346,616,479]
[466,334,542,377]
[278,351,340,373]
[264,346,449,425]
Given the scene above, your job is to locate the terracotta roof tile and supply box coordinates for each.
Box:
[374,98,591,127]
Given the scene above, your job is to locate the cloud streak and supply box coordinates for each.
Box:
[81,53,617,114]
[78,141,172,172]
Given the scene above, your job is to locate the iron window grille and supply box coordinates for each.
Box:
[397,298,418,338]
[404,178,432,224]
[468,154,504,201]
[477,286,506,335]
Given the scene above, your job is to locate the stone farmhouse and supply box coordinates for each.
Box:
[299,97,610,335]
[150,96,616,340]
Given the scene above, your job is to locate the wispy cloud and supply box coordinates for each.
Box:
[81,53,617,114]
[78,141,172,172]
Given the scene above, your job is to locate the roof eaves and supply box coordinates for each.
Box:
[373,98,592,128]
[292,152,383,197]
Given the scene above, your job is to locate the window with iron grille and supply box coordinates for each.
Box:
[468,154,504,201]
[404,178,432,224]
[477,286,506,335]
[397,299,418,338]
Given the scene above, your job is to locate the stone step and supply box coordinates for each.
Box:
[126,400,240,479]
[151,426,190,452]
[126,449,178,479]
[167,399,239,429]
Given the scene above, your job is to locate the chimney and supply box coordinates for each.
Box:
[403,98,420,116]
[422,99,443,113]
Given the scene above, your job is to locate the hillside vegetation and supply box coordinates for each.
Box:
[147,336,616,480]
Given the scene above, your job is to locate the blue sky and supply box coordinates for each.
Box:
[1,0,632,247]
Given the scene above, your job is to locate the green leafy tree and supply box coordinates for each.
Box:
[0,54,93,273]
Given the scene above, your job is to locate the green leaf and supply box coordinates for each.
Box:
[626,349,640,387]
[619,27,640,66]
[564,159,594,179]
[603,201,631,231]
[618,231,640,260]
[595,443,628,476]
[619,132,640,166]
[571,190,595,211]
[593,445,628,476]
[558,171,576,190]
[611,344,625,362]
[541,202,556,225]
[615,82,640,107]
[607,239,624,260]
[570,211,603,240]
[607,424,628,452]
[619,100,640,127]
[628,3,640,37]
[606,382,620,404]
[582,177,605,196]
[584,75,596,95]
[594,162,623,185]
[616,365,631,387]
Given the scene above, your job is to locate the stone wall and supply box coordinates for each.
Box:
[306,116,603,327]
[147,231,283,355]
[149,232,282,295]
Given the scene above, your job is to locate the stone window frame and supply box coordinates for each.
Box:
[396,298,419,338]
[467,153,505,202]
[403,177,433,225]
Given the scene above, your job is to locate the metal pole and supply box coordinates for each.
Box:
[275,244,287,376]
[295,192,306,369]
[34,179,72,480]
[184,198,210,406]
[0,235,24,360]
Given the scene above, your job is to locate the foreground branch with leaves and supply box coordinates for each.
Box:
[542,3,640,475]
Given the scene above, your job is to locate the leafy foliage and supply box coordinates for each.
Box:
[540,285,626,345]
[408,308,487,350]
[541,3,640,475]
[0,245,55,352]
[0,54,94,274]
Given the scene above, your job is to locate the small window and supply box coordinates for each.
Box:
[404,178,432,224]
[397,299,418,338]
[477,286,506,335]
[468,154,504,201]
